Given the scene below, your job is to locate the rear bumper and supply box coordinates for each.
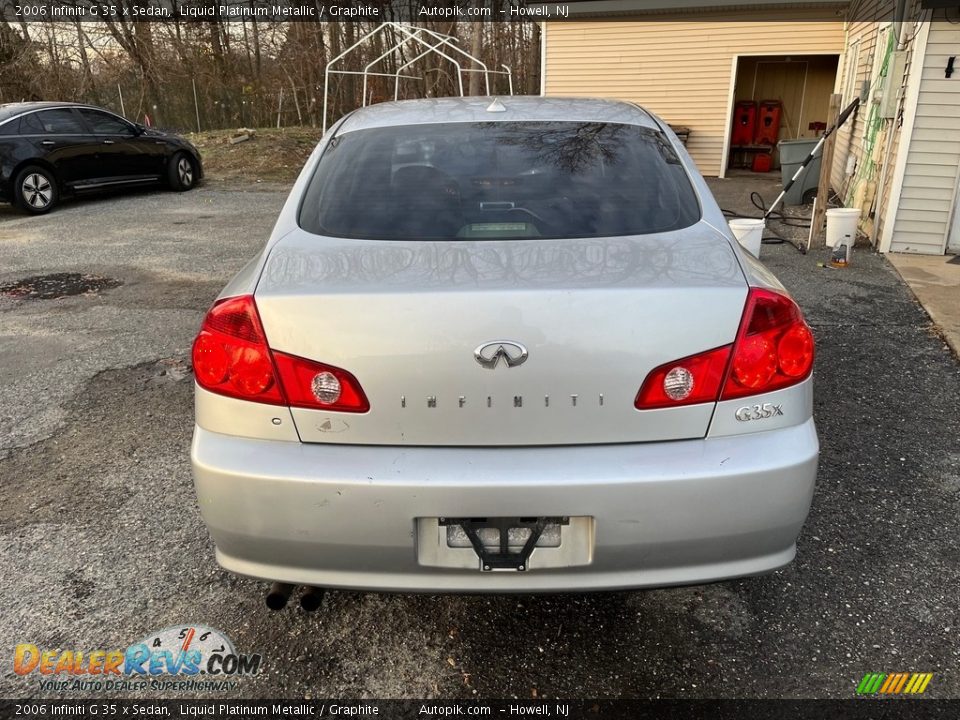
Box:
[191,419,818,592]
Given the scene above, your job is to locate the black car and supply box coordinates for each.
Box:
[0,102,203,214]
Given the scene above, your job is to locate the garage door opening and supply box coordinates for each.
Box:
[725,54,839,175]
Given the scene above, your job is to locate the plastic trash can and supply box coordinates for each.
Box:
[778,139,822,206]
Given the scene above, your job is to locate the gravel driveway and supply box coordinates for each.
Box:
[1,183,958,700]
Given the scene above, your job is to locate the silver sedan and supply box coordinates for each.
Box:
[191,97,818,596]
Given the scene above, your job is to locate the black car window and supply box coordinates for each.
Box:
[78,109,132,135]
[298,121,701,241]
[21,109,86,135]
[0,118,18,136]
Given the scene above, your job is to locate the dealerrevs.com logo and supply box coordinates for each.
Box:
[14,625,261,692]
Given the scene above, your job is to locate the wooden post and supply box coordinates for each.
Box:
[811,93,842,248]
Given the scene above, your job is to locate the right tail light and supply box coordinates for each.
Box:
[720,287,814,400]
[635,287,813,409]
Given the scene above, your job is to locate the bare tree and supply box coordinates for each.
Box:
[0,19,540,131]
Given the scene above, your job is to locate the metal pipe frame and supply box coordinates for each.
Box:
[362,27,428,109]
[323,22,514,133]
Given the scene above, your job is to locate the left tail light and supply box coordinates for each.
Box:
[192,295,285,405]
[192,295,369,412]
[272,351,369,413]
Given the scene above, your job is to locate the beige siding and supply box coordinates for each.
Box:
[543,10,844,175]
[890,16,960,254]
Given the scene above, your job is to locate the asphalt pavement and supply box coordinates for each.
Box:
[1,182,958,700]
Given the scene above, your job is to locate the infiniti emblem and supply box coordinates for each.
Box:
[474,341,528,369]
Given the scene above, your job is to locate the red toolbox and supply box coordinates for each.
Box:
[752,152,773,172]
[755,100,783,145]
[731,101,757,146]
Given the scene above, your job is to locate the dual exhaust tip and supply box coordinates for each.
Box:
[266,582,325,612]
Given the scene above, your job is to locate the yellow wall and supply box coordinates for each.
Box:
[543,10,845,175]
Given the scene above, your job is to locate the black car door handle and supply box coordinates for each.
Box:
[103,139,115,145]
[41,140,55,146]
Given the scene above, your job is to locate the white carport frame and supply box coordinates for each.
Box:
[322,22,513,133]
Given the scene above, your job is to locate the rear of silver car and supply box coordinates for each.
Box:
[191,97,818,592]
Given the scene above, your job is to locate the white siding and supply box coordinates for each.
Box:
[949,188,960,252]
[890,16,960,254]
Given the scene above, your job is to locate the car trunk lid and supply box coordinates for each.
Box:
[254,225,747,446]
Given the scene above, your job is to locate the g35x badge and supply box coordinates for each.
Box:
[736,403,784,422]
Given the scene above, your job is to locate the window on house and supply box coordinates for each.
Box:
[871,26,893,93]
[842,40,862,107]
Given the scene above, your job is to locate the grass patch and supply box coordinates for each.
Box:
[189,127,320,185]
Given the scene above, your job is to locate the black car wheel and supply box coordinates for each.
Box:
[168,152,197,192]
[14,166,58,214]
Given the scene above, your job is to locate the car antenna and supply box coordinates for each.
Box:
[486,98,507,113]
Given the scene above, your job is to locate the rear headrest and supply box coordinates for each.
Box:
[392,165,460,201]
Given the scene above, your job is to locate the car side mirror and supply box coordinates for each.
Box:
[132,123,145,136]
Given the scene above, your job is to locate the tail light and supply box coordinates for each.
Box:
[720,288,814,400]
[192,295,369,412]
[634,345,731,410]
[272,352,369,413]
[192,296,285,405]
[635,288,813,409]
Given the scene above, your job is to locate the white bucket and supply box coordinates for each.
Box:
[826,207,861,248]
[728,218,765,258]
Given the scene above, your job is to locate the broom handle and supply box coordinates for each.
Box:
[763,97,861,220]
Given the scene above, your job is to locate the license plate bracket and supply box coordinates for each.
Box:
[438,516,569,571]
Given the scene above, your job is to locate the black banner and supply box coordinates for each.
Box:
[0,0,863,23]
[4,0,554,23]
[2,700,960,720]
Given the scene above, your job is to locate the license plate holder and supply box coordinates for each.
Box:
[417,516,594,571]
[440,516,567,571]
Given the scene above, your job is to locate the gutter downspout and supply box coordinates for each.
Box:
[539,22,547,96]
[892,0,909,52]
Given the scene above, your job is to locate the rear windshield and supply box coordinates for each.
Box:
[298,121,700,240]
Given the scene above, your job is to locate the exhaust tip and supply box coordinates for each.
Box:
[265,582,295,611]
[300,586,325,612]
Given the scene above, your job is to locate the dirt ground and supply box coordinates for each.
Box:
[191,127,320,184]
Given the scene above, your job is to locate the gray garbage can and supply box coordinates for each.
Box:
[778,139,822,206]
